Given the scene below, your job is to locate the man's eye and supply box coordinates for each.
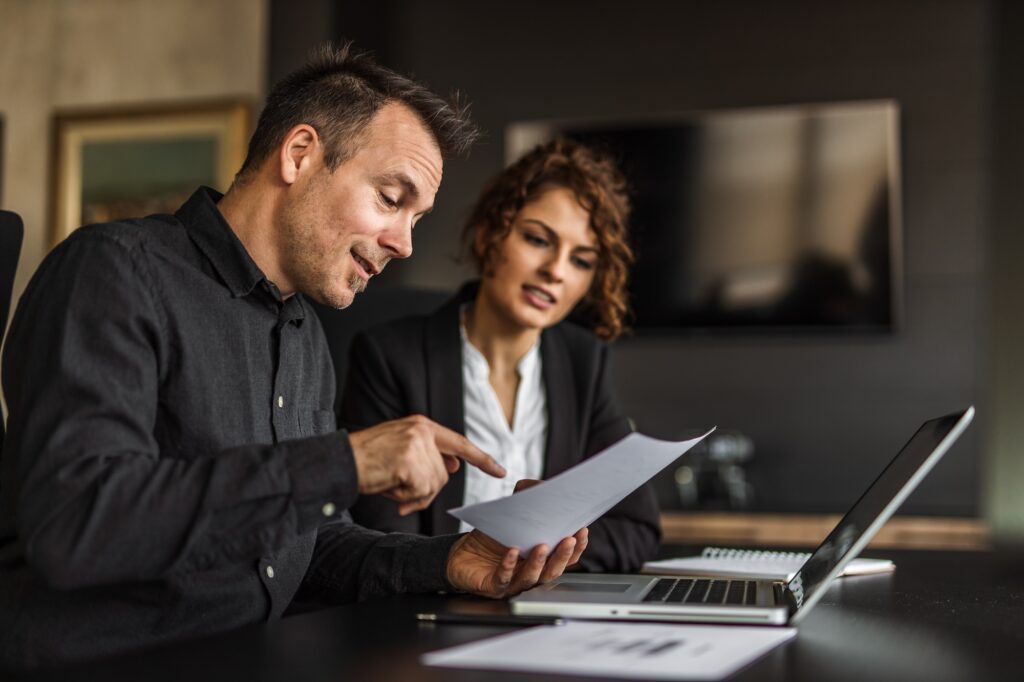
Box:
[379,192,399,209]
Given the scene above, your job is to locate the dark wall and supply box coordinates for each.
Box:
[267,0,336,85]
[272,0,992,516]
[987,0,1024,535]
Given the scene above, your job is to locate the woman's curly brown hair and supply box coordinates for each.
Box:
[462,138,634,340]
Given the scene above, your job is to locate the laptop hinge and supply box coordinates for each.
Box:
[774,582,800,617]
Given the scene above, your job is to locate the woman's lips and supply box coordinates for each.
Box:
[522,284,555,310]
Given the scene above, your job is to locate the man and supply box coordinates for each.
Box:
[0,44,586,669]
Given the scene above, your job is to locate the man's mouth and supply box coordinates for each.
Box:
[352,252,380,279]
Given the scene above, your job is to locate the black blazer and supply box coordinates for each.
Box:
[340,283,661,572]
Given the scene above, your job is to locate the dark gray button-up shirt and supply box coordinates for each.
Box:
[0,187,457,669]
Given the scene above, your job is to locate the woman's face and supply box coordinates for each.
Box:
[479,186,599,332]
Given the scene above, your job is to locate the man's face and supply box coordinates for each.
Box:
[278,103,443,308]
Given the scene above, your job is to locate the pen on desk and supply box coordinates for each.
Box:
[416,612,565,627]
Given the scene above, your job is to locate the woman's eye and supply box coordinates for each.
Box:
[573,257,596,270]
[524,233,548,247]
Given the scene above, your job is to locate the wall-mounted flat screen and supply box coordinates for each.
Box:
[506,101,902,332]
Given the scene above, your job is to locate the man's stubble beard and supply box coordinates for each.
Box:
[279,193,352,309]
[293,236,372,310]
[278,182,390,309]
[347,270,366,296]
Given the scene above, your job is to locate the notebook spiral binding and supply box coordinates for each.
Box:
[700,547,811,562]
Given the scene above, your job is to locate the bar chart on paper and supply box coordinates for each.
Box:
[422,621,796,680]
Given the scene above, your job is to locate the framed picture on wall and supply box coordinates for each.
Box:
[50,100,251,245]
[0,113,5,205]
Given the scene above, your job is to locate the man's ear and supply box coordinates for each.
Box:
[278,124,320,185]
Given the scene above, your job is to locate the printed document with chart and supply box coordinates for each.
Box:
[449,429,714,551]
[423,621,796,680]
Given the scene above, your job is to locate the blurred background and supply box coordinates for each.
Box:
[1,0,1022,549]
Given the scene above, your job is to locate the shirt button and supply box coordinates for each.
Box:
[265,565,275,579]
[322,502,336,517]
[277,395,284,408]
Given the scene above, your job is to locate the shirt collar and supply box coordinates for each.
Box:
[517,336,542,375]
[177,186,267,299]
[176,187,306,326]
[458,303,542,379]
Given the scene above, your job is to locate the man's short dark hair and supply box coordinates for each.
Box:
[236,42,478,181]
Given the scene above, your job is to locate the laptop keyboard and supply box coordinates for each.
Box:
[642,578,758,606]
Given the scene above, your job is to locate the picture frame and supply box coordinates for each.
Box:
[50,100,251,245]
[0,113,5,206]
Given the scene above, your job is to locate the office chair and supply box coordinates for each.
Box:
[310,285,450,415]
[0,210,25,453]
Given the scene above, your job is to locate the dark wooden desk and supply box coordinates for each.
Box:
[22,549,1024,682]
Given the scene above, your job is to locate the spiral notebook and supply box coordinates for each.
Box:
[642,546,895,581]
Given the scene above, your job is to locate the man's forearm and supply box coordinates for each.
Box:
[301,519,461,604]
[18,431,358,590]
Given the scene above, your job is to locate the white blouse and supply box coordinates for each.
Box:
[458,317,547,532]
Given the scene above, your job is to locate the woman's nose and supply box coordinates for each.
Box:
[541,252,569,282]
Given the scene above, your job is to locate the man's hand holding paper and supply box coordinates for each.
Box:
[446,478,588,598]
[446,526,589,598]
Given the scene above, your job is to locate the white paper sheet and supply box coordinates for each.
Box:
[449,429,713,551]
[422,621,796,680]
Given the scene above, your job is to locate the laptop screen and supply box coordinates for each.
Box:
[785,408,973,620]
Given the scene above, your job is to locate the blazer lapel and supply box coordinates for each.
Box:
[424,284,475,535]
[541,327,578,478]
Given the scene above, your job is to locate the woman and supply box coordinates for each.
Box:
[340,138,660,572]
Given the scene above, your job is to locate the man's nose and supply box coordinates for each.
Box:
[380,221,413,259]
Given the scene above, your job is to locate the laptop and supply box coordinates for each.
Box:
[512,407,974,626]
